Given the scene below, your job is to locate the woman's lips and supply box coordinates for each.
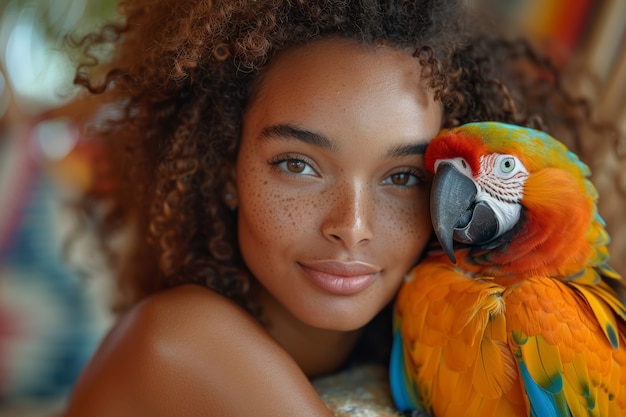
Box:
[298,260,380,295]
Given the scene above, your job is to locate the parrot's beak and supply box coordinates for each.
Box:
[430,162,499,263]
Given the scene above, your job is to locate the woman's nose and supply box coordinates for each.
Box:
[321,183,374,248]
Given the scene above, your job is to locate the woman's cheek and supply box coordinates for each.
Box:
[240,179,314,243]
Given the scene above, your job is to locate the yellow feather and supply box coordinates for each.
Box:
[562,376,594,417]
[562,356,598,416]
[571,282,621,348]
[518,334,564,393]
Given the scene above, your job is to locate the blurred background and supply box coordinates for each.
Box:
[0,0,624,416]
[1,1,117,416]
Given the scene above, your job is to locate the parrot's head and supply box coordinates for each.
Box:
[424,122,602,275]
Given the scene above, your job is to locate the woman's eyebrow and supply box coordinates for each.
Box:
[258,122,429,157]
[259,123,337,151]
[385,142,429,158]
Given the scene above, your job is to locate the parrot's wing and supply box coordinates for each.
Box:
[391,258,526,416]
[506,277,626,417]
[567,265,626,349]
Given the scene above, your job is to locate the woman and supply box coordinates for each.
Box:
[64,1,601,415]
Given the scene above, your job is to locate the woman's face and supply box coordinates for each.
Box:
[236,38,442,331]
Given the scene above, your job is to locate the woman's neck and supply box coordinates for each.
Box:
[257,288,362,378]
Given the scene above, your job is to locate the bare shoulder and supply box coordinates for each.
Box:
[64,284,332,417]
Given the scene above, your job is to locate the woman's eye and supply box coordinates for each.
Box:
[284,159,307,173]
[271,157,316,176]
[383,172,421,187]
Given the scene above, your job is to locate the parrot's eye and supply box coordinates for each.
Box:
[500,157,515,173]
[490,154,527,181]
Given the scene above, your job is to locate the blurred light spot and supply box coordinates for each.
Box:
[2,3,78,109]
[32,119,77,160]
[4,5,42,93]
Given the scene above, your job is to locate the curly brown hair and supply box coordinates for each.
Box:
[72,0,605,314]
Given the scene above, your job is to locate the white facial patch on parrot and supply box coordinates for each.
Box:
[475,153,529,238]
[477,153,529,203]
[434,157,472,178]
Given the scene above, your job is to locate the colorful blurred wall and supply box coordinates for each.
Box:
[1,1,116,416]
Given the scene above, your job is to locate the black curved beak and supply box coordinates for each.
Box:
[430,163,499,263]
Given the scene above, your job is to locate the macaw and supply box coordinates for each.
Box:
[390,122,626,417]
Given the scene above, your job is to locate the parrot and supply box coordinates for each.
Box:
[389,121,626,417]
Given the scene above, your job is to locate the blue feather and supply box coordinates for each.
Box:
[390,331,421,412]
[518,361,572,417]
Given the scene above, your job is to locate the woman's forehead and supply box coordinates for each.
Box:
[241,37,442,154]
[248,37,433,109]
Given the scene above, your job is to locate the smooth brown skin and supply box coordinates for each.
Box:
[64,38,442,417]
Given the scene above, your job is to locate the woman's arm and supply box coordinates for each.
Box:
[64,284,334,417]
